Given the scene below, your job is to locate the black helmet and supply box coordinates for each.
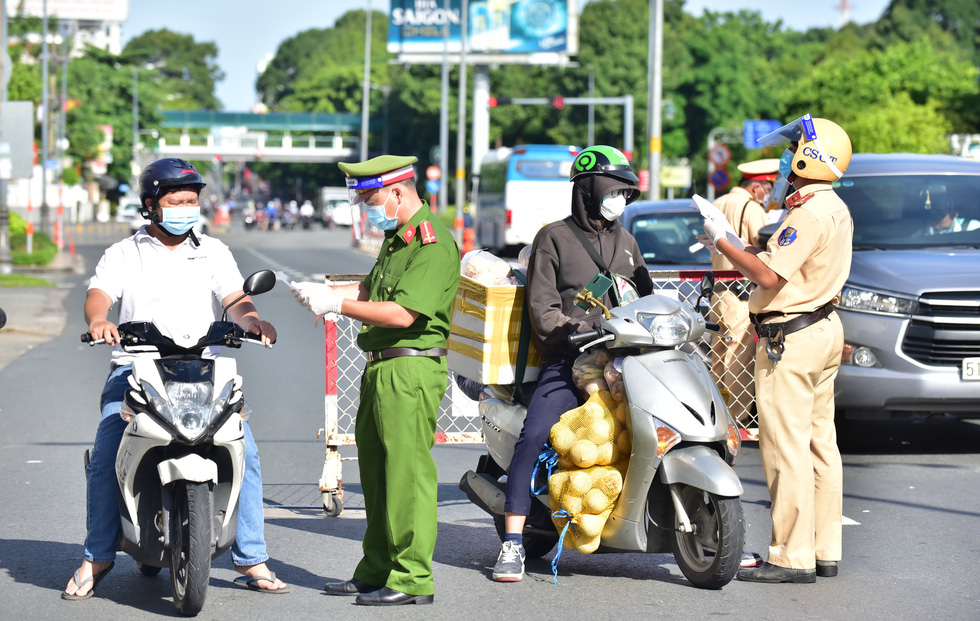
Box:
[570,146,639,185]
[138,158,206,216]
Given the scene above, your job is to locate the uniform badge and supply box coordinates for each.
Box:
[401,226,416,244]
[786,191,814,208]
[778,227,798,246]
[419,220,437,245]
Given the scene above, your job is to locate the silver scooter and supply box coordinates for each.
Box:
[82,270,276,616]
[459,274,746,589]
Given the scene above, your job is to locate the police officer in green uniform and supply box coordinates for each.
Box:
[291,155,461,606]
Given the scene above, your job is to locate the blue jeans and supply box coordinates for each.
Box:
[85,365,269,567]
[503,356,580,516]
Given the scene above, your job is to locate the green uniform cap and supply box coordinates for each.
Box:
[339,155,418,186]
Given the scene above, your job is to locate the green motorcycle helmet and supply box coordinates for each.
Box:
[570,145,640,203]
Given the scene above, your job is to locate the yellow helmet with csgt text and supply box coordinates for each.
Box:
[791,117,852,181]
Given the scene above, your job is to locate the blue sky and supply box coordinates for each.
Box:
[122,1,892,112]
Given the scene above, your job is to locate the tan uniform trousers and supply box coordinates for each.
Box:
[710,288,756,424]
[754,312,844,570]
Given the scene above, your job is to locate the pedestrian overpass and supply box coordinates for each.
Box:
[136,110,379,165]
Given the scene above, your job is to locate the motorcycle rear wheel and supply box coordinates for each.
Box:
[170,481,213,616]
[670,486,744,589]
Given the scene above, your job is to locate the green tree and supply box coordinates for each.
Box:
[65,46,165,188]
[783,38,978,152]
[878,0,980,64]
[122,29,224,110]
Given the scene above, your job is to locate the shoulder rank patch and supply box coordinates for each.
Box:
[786,191,814,208]
[419,220,438,245]
[778,227,798,246]
[401,226,416,244]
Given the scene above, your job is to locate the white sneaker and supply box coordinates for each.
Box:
[492,540,526,582]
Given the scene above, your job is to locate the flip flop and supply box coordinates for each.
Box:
[233,570,291,594]
[62,561,115,601]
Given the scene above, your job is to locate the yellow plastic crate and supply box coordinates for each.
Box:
[448,275,541,385]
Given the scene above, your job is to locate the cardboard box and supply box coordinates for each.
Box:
[448,275,541,385]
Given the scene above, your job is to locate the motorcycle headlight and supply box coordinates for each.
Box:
[637,310,692,346]
[839,286,916,316]
[143,380,234,441]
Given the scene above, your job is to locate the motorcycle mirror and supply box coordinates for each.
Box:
[695,271,715,314]
[221,270,277,321]
[243,270,276,296]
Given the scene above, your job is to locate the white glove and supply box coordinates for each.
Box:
[703,217,746,250]
[695,234,720,256]
[291,281,344,317]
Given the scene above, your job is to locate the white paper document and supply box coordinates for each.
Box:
[690,194,746,251]
[274,270,300,292]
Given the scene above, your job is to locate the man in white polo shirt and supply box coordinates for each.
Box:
[63,159,288,600]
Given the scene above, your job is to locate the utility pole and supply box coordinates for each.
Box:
[646,0,663,199]
[454,0,468,239]
[360,0,372,161]
[0,0,10,273]
[40,0,50,234]
[438,0,449,215]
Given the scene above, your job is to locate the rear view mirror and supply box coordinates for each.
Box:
[695,271,715,314]
[243,270,276,296]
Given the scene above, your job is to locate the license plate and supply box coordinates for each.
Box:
[964,357,980,381]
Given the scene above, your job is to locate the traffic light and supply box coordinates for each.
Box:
[488,96,498,108]
[551,95,565,110]
[488,96,512,108]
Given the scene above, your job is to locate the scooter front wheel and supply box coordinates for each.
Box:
[170,481,213,616]
[670,486,744,589]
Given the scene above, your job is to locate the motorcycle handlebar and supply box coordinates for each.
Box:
[705,322,721,332]
[569,329,602,345]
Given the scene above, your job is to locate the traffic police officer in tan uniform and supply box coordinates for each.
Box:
[702,115,852,583]
[710,158,778,429]
[291,155,461,605]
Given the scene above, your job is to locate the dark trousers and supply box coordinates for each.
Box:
[503,356,580,516]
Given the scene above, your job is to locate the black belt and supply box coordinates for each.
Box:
[751,303,835,366]
[365,347,448,363]
[751,302,835,338]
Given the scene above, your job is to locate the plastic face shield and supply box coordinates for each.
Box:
[758,113,844,179]
[345,176,380,240]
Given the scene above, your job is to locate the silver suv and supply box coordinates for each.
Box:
[828,154,980,419]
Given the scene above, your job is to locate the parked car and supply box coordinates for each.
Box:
[760,153,980,420]
[620,199,711,270]
[115,201,141,223]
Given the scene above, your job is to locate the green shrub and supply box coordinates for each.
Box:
[8,211,57,266]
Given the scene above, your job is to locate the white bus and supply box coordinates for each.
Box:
[475,144,580,254]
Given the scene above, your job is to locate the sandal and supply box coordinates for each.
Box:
[62,561,114,601]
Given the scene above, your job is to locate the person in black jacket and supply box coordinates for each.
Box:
[492,146,653,582]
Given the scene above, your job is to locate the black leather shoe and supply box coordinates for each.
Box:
[355,586,434,606]
[322,578,381,596]
[737,562,816,584]
[816,561,838,577]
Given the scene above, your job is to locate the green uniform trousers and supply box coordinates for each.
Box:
[352,355,446,596]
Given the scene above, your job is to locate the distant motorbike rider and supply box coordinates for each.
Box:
[492,145,654,582]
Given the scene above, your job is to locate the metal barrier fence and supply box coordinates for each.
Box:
[316,269,756,515]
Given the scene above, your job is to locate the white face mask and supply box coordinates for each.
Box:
[600,193,627,220]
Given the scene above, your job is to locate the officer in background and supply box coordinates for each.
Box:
[291,155,460,605]
[702,115,852,584]
[710,158,778,432]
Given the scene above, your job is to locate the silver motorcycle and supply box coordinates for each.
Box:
[460,274,746,589]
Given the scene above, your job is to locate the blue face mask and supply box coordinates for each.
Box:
[158,206,200,235]
[779,149,795,178]
[365,190,399,231]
